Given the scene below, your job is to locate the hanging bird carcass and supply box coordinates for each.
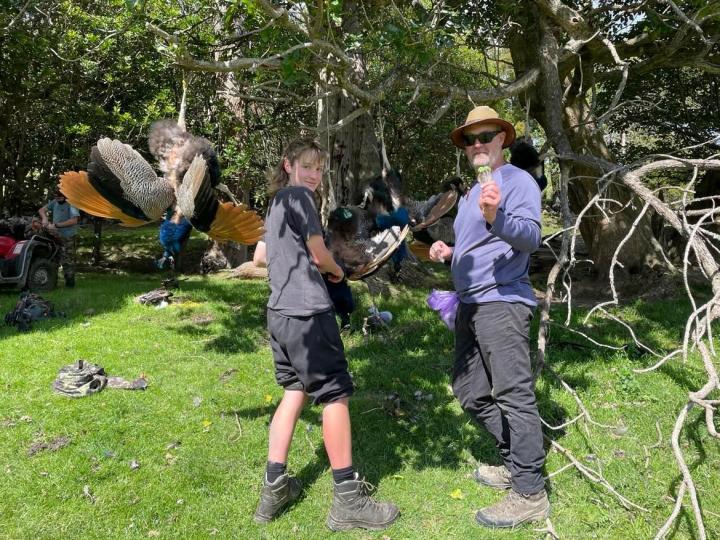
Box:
[58,121,264,246]
[325,206,409,281]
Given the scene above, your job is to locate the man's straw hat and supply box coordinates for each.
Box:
[450,105,516,149]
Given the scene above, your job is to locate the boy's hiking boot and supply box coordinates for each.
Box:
[475,489,550,529]
[327,473,399,531]
[473,464,512,490]
[253,473,302,523]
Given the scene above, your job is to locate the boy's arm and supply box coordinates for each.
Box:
[253,240,267,267]
[284,188,343,281]
[306,235,344,282]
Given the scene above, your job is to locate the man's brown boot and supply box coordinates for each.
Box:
[326,473,399,531]
[253,473,302,523]
[475,489,550,529]
[473,464,511,490]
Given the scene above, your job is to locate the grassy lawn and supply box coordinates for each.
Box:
[1,231,718,538]
[73,223,213,273]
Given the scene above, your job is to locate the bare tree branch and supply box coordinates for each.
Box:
[4,0,34,31]
[547,438,649,512]
[663,0,712,46]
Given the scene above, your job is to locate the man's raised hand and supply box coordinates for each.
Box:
[479,181,501,225]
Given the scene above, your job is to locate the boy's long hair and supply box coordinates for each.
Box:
[267,138,328,199]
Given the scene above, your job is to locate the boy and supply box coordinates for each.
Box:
[254,139,399,531]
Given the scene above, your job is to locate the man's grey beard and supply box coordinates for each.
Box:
[468,153,491,169]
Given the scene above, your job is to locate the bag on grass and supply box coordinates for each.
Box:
[426,289,459,331]
[4,292,60,332]
[52,359,148,398]
[53,360,107,397]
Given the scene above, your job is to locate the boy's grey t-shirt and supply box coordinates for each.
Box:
[265,186,332,316]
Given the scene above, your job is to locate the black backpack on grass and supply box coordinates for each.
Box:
[4,292,62,331]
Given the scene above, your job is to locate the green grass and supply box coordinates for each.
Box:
[74,223,212,273]
[1,266,719,538]
[541,209,563,237]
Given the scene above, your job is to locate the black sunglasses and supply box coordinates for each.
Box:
[462,130,501,146]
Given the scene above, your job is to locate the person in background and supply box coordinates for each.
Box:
[39,187,80,288]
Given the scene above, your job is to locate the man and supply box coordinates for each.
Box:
[39,188,80,288]
[429,106,548,528]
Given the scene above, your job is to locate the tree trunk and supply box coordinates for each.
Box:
[318,87,381,221]
[214,75,251,266]
[210,19,251,266]
[509,6,661,275]
[562,97,658,273]
[317,3,382,222]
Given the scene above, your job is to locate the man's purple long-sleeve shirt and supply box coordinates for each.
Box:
[451,163,541,306]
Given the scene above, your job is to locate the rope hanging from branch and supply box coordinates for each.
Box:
[177,71,190,132]
[376,106,392,175]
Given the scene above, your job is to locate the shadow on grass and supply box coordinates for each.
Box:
[0,272,162,339]
[546,293,711,393]
[658,412,711,540]
[164,277,268,355]
[224,288,571,491]
[0,267,268,355]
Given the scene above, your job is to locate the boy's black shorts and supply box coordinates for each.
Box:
[267,308,354,405]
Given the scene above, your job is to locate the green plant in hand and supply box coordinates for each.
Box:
[475,165,492,185]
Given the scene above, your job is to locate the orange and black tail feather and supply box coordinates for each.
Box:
[208,202,264,244]
[59,171,148,227]
[176,155,263,244]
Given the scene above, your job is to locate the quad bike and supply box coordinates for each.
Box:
[0,233,62,292]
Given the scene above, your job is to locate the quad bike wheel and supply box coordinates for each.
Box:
[26,257,58,292]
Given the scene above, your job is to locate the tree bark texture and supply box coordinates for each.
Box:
[509,3,661,275]
[318,2,382,222]
[319,87,381,221]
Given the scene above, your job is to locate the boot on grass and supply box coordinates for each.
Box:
[473,464,511,490]
[475,489,550,529]
[253,473,302,523]
[327,473,399,531]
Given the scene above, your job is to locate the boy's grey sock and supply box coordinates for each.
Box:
[332,465,355,484]
[266,461,287,483]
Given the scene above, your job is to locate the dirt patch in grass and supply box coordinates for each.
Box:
[189,314,215,325]
[533,267,707,307]
[219,368,238,382]
[28,435,71,456]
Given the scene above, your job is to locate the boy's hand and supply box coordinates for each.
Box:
[327,264,344,283]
